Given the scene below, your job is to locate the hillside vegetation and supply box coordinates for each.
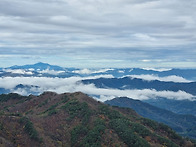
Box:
[0,92,195,147]
[105,97,196,139]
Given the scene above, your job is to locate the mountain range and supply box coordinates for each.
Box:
[82,77,196,96]
[0,84,40,95]
[1,62,196,144]
[9,62,65,71]
[105,97,196,139]
[0,92,195,147]
[1,62,196,80]
[1,62,195,99]
[143,98,196,117]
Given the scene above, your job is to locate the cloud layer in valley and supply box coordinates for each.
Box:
[129,74,192,83]
[72,68,114,74]
[3,69,33,75]
[0,76,194,101]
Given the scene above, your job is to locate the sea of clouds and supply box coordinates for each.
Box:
[0,75,195,102]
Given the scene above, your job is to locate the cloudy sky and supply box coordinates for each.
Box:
[0,0,196,68]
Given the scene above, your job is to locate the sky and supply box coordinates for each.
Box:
[0,0,196,68]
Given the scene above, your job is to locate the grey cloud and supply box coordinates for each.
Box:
[0,0,196,67]
[0,0,67,17]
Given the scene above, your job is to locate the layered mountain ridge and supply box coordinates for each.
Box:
[82,77,196,96]
[105,97,196,139]
[1,62,196,80]
[1,62,196,146]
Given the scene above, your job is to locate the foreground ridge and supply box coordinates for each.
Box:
[0,92,195,147]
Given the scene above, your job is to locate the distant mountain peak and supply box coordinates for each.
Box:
[8,62,64,71]
[34,62,50,66]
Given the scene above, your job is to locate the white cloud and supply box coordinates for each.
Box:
[72,69,95,74]
[141,60,151,62]
[38,69,65,75]
[3,69,33,75]
[28,68,35,71]
[0,75,113,89]
[142,67,172,72]
[12,87,42,96]
[129,74,192,83]
[77,85,194,102]
[118,70,125,73]
[0,75,194,101]
[72,68,114,74]
[133,33,156,41]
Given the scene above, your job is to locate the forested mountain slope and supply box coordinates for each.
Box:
[0,92,195,147]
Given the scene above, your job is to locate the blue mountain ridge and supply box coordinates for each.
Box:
[8,62,65,71]
[82,77,196,96]
[143,98,196,116]
[105,97,196,139]
[0,84,41,95]
[0,62,196,80]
